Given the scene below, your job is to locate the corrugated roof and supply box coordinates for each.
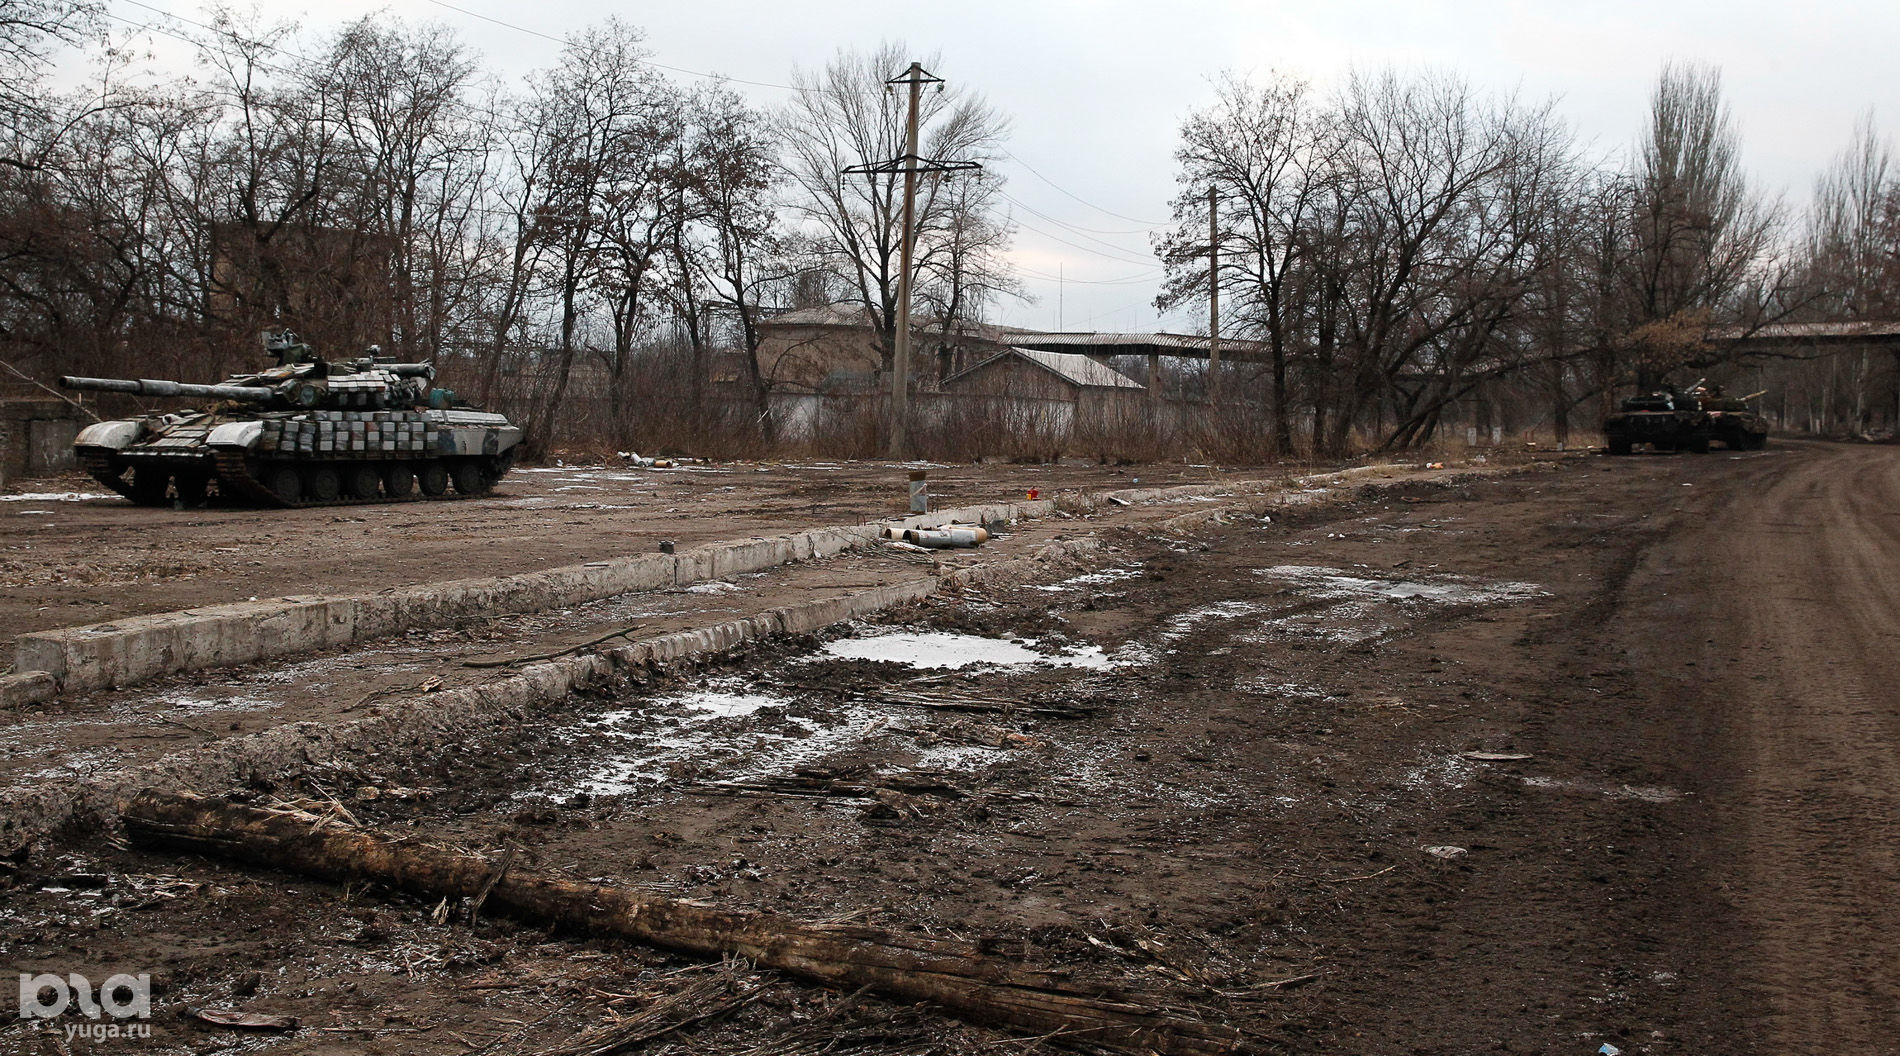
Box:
[1709,320,1900,342]
[949,348,1147,390]
[1007,331,1270,357]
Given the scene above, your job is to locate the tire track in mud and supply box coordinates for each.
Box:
[1620,441,1900,1053]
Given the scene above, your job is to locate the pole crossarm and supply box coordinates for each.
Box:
[844,157,983,177]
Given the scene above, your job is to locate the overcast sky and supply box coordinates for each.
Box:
[86,0,1900,333]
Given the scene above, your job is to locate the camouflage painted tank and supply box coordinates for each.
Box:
[61,332,523,507]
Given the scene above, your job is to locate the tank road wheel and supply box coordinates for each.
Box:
[382,462,415,498]
[303,465,341,502]
[450,459,488,496]
[128,467,170,506]
[417,461,449,497]
[174,472,211,507]
[1607,436,1633,456]
[1688,431,1711,454]
[265,466,302,504]
[342,464,382,500]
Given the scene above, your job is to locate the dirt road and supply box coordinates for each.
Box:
[1622,440,1900,1053]
[3,442,1897,1055]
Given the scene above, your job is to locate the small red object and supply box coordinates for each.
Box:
[1026,488,1040,500]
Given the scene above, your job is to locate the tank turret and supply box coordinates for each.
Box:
[59,332,523,507]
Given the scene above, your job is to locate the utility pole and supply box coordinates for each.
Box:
[844,63,979,459]
[1207,185,1220,406]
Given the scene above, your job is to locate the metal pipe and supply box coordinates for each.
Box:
[902,526,989,549]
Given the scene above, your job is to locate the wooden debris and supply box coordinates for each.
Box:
[189,1008,300,1031]
[530,970,761,1056]
[124,791,1245,1056]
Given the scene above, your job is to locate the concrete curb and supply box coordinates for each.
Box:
[0,461,1497,704]
[0,536,1103,852]
[8,500,1035,699]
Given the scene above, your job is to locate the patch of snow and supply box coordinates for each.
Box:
[1158,600,1271,641]
[1256,565,1548,605]
[1522,776,1685,802]
[1,492,112,502]
[912,744,1004,771]
[1035,567,1143,592]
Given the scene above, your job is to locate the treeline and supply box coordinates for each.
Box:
[0,7,1009,457]
[1156,66,1900,456]
[3,5,1896,460]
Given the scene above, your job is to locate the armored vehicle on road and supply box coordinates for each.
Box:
[1692,386,1770,450]
[1603,387,1711,455]
[61,332,522,507]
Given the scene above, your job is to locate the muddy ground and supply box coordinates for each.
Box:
[0,457,1245,643]
[5,441,1898,1055]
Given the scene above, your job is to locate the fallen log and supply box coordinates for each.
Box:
[123,790,1245,1056]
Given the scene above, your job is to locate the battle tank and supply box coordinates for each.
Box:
[61,331,523,507]
[1687,385,1770,451]
[1603,384,1712,455]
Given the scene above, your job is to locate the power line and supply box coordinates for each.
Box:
[995,189,1159,237]
[425,0,821,96]
[1006,210,1163,267]
[999,189,1159,260]
[1002,149,1169,227]
[1013,263,1162,286]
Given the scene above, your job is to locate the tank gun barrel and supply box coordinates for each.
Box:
[61,376,274,403]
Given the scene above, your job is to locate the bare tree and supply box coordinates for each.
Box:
[1156,72,1332,452]
[518,19,666,454]
[779,44,1012,379]
[1618,61,1781,385]
[1,0,102,170]
[317,16,485,360]
[669,82,784,436]
[1808,111,1897,319]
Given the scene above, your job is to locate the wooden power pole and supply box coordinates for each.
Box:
[1207,185,1220,406]
[845,64,979,459]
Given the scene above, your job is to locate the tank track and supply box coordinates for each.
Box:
[78,451,140,502]
[80,449,503,510]
[211,449,494,509]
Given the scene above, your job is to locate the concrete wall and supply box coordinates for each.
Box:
[0,398,81,484]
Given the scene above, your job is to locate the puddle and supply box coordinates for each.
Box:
[819,630,1113,670]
